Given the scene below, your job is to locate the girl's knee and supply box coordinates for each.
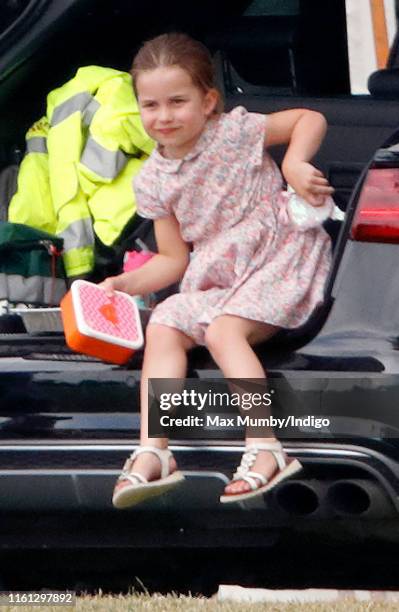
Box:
[146,323,179,346]
[205,319,238,356]
[205,317,277,353]
[145,323,194,352]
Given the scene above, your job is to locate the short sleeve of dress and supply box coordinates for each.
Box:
[219,106,267,167]
[133,159,172,219]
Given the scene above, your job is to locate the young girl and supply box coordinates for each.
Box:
[103,33,334,509]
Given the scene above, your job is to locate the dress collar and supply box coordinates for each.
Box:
[152,115,218,174]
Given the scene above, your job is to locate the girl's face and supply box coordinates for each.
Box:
[136,65,218,159]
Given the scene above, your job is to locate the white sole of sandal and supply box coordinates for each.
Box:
[112,470,185,509]
[219,458,303,504]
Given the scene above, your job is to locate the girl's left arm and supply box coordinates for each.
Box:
[265,109,334,206]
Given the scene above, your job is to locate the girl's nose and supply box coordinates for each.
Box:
[159,106,172,122]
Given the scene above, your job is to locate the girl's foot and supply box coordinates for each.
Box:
[220,442,302,503]
[112,446,184,509]
[113,449,177,496]
[224,448,281,495]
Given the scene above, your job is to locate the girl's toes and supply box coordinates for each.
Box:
[113,481,127,495]
[224,480,251,495]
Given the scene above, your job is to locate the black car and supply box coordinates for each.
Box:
[1,0,399,554]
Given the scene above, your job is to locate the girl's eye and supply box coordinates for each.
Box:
[173,99,185,105]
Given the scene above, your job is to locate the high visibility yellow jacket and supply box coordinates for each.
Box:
[9,66,154,277]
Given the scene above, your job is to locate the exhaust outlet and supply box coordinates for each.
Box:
[275,480,321,516]
[326,479,393,518]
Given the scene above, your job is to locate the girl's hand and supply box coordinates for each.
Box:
[98,276,123,298]
[282,160,334,207]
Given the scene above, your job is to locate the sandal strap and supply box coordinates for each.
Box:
[233,447,258,479]
[233,442,286,480]
[119,471,148,485]
[246,470,268,486]
[246,442,287,471]
[272,450,286,471]
[233,472,268,491]
[233,471,268,490]
[130,445,172,479]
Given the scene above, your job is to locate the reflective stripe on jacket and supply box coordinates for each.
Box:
[9,66,153,277]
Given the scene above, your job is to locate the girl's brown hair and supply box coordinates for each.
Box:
[131,32,224,114]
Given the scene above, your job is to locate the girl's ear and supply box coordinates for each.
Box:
[204,88,219,116]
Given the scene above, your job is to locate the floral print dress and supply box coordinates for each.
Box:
[133,106,331,346]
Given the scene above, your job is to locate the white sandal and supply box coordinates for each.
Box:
[112,446,185,509]
[220,441,302,504]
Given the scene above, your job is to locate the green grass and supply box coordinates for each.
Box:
[75,595,399,611]
[1,594,399,611]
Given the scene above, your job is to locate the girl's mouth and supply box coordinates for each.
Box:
[157,128,178,135]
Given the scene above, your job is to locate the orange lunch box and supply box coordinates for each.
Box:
[60,280,144,364]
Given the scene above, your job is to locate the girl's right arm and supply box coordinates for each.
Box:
[99,215,190,297]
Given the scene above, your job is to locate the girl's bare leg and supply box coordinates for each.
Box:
[204,315,282,495]
[114,323,195,494]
